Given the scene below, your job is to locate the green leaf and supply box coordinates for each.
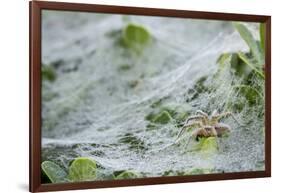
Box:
[233,84,264,99]
[229,53,251,77]
[68,157,97,182]
[216,52,256,79]
[161,103,191,122]
[95,170,115,181]
[233,84,264,106]
[237,52,264,79]
[216,53,231,68]
[122,23,151,52]
[184,168,213,175]
[194,137,218,155]
[152,110,173,124]
[41,161,68,183]
[42,65,56,82]
[115,170,140,179]
[233,22,263,65]
[118,64,131,71]
[118,133,146,151]
[260,23,266,53]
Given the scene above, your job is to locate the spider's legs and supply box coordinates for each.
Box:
[210,126,218,137]
[195,127,210,138]
[217,112,232,119]
[196,110,208,118]
[176,122,202,142]
[211,109,218,117]
[183,115,204,126]
[184,127,205,148]
[217,112,244,126]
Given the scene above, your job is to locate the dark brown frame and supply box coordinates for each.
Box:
[30,1,271,192]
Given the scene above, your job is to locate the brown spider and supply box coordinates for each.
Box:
[176,110,241,142]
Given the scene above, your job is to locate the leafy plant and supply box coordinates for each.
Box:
[68,157,97,182]
[114,170,140,179]
[233,23,264,66]
[184,168,213,175]
[185,76,210,102]
[41,157,97,183]
[217,23,265,79]
[195,137,218,154]
[150,110,173,124]
[41,161,68,183]
[118,133,147,151]
[259,23,266,53]
[216,23,266,110]
[42,64,56,82]
[146,100,191,127]
[237,51,264,79]
[122,23,151,53]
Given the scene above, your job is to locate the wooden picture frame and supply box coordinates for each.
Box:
[30,1,271,192]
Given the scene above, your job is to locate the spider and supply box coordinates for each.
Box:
[176,110,241,143]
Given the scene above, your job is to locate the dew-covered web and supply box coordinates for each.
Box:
[41,10,265,178]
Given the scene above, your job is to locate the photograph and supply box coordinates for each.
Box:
[40,10,266,184]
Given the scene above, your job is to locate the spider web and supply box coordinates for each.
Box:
[41,10,265,179]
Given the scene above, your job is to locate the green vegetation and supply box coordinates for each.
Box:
[216,23,265,111]
[163,168,213,176]
[122,23,151,53]
[259,23,266,53]
[194,137,218,156]
[42,64,56,82]
[217,23,265,79]
[146,101,191,127]
[42,158,142,183]
[68,157,97,182]
[186,76,210,102]
[41,161,68,183]
[233,23,264,65]
[118,133,147,151]
[114,170,140,179]
[42,157,97,183]
[150,110,173,124]
[184,168,213,175]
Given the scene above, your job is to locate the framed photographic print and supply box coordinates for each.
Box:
[30,1,271,192]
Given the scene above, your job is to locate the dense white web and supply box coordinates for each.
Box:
[41,11,265,178]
